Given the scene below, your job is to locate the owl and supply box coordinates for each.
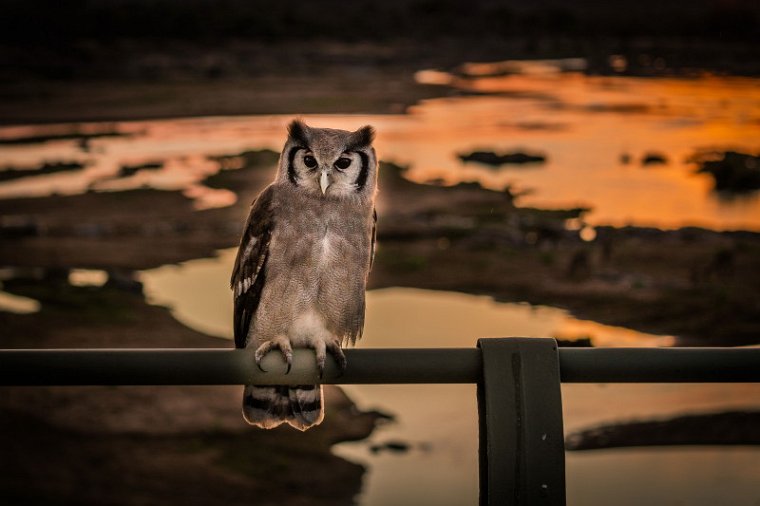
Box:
[231,119,378,431]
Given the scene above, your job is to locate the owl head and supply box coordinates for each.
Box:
[277,119,378,201]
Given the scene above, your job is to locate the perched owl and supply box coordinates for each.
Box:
[231,120,378,431]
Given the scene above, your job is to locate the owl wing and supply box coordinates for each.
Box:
[348,207,377,345]
[231,185,275,349]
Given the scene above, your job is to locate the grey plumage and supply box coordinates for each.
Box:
[231,119,378,431]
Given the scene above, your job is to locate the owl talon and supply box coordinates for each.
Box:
[327,342,347,376]
[254,342,272,373]
[314,341,327,380]
[253,337,293,374]
[285,356,292,375]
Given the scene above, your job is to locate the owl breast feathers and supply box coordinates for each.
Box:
[231,119,378,430]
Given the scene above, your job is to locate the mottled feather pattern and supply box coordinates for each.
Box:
[254,185,373,346]
[233,120,378,431]
[231,185,275,349]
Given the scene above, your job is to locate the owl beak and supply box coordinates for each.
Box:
[319,169,330,195]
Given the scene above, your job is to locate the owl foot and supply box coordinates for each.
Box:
[311,339,347,379]
[253,336,293,374]
[328,341,347,376]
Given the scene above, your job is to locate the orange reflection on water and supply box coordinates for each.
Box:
[1,66,758,230]
[404,70,760,230]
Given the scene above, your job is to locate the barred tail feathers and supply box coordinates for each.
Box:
[242,385,290,429]
[289,384,324,430]
[242,384,324,431]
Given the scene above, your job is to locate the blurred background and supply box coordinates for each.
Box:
[0,1,759,504]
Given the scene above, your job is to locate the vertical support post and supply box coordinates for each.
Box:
[477,338,566,506]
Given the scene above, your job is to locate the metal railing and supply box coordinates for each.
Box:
[1,339,759,506]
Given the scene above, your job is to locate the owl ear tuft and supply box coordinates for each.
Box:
[349,125,375,150]
[288,119,310,146]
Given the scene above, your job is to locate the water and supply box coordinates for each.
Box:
[2,68,759,230]
[140,251,760,506]
[0,289,40,313]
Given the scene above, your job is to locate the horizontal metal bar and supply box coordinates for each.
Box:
[558,348,760,383]
[0,347,758,386]
[0,348,482,386]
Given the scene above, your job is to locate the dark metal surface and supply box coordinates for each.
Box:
[558,347,760,383]
[0,348,482,386]
[0,346,758,386]
[477,338,566,506]
[1,342,757,506]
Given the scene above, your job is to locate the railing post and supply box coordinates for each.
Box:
[477,338,566,506]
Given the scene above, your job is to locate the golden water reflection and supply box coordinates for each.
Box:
[0,289,40,314]
[2,69,759,229]
[140,248,674,348]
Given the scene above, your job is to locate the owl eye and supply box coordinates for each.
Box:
[303,155,318,169]
[334,157,352,170]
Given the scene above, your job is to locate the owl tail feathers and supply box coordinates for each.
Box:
[242,384,324,431]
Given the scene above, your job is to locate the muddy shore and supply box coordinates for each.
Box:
[3,35,760,125]
[2,150,758,346]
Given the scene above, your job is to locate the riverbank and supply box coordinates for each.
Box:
[3,35,760,125]
[2,150,758,345]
